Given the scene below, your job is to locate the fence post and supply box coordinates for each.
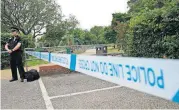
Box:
[48,52,51,62]
[24,49,28,72]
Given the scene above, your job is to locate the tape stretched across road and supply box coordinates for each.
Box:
[26,51,179,103]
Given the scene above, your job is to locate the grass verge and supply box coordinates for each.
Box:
[26,56,49,67]
[107,47,119,53]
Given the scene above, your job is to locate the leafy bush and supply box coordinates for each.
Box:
[113,0,179,59]
[129,1,179,58]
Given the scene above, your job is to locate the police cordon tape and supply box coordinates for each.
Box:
[26,51,179,103]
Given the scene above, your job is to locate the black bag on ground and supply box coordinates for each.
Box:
[24,69,40,82]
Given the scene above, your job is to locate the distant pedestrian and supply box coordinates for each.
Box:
[5,27,25,82]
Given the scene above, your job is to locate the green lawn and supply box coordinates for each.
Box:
[73,50,84,54]
[26,56,49,67]
[107,47,119,53]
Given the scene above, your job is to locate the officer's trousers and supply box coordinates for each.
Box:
[10,52,25,79]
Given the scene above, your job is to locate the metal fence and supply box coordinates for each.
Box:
[1,44,121,70]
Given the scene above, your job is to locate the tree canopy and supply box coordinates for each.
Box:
[112,0,179,58]
[1,0,62,38]
[2,0,179,59]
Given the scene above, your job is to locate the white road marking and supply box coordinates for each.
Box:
[38,78,54,110]
[50,85,122,99]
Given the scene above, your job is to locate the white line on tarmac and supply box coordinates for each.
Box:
[38,78,54,110]
[49,85,122,99]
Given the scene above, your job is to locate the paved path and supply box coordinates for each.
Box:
[0,63,54,80]
[1,79,46,109]
[81,49,96,55]
[1,67,179,109]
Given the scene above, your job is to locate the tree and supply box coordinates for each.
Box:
[63,14,79,34]
[72,28,85,45]
[44,23,66,46]
[41,14,79,46]
[127,0,164,13]
[90,26,106,44]
[104,26,117,43]
[83,30,95,44]
[127,0,179,58]
[111,13,130,50]
[1,0,62,38]
[60,14,79,46]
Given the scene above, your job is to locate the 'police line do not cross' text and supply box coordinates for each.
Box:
[78,59,164,89]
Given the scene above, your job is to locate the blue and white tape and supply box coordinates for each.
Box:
[25,51,179,103]
[40,52,49,62]
[50,53,71,68]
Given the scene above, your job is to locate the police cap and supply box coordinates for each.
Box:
[10,27,20,33]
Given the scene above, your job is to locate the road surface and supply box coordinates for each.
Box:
[1,67,179,109]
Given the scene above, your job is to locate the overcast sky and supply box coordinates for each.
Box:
[56,0,128,30]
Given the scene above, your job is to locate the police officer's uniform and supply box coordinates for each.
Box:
[7,35,25,81]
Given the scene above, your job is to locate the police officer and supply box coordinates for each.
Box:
[5,27,25,82]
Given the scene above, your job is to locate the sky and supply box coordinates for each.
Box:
[56,0,128,30]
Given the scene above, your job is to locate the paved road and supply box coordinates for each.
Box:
[1,71,179,109]
[1,79,46,109]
